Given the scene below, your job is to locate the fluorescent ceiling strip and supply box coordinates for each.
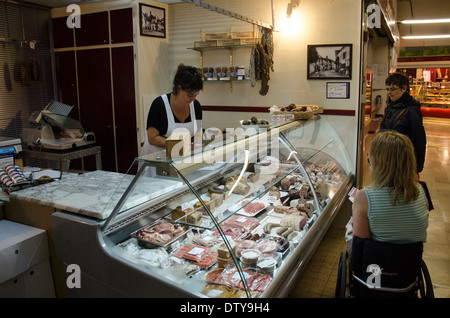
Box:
[401,18,450,24]
[402,35,450,39]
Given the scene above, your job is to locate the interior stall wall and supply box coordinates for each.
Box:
[135,0,170,152]
[168,0,362,172]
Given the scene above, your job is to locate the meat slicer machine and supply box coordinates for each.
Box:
[22,100,95,150]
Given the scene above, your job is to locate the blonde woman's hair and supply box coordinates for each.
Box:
[369,130,419,205]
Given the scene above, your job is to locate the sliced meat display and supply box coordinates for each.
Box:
[136,222,185,244]
[223,215,260,232]
[211,215,260,240]
[241,201,266,215]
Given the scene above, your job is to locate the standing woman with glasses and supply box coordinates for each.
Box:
[379,72,426,174]
[141,64,203,164]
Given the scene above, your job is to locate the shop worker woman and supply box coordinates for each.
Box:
[380,72,426,173]
[352,130,429,243]
[141,64,203,160]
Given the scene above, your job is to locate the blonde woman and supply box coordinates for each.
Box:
[352,130,429,243]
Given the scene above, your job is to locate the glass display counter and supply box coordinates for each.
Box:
[52,116,353,298]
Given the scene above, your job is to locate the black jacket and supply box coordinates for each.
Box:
[380,93,426,173]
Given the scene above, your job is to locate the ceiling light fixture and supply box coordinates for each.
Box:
[402,34,450,39]
[286,0,300,18]
[401,18,450,24]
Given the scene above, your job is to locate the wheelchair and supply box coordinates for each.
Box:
[335,236,434,298]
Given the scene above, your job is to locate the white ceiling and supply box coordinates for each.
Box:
[397,0,450,48]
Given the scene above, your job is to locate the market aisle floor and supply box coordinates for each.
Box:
[288,117,450,298]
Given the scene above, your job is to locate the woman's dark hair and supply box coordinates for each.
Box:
[172,64,203,94]
[385,72,410,92]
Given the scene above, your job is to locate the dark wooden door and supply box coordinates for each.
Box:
[52,16,74,49]
[54,51,78,119]
[110,8,133,44]
[76,48,115,172]
[112,46,138,173]
[75,11,109,47]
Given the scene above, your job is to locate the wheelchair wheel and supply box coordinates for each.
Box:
[418,260,434,298]
[335,251,348,298]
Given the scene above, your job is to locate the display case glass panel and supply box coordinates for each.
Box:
[98,117,352,298]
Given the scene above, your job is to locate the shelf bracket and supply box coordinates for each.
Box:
[179,0,274,30]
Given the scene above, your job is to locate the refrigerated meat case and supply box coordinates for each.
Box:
[52,117,354,298]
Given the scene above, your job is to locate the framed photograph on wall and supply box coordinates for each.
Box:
[307,44,352,79]
[139,3,166,38]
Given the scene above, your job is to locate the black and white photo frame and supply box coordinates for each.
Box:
[307,44,352,79]
[139,3,166,38]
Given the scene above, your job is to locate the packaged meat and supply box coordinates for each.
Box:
[250,272,273,292]
[174,244,211,262]
[234,239,256,256]
[206,268,226,285]
[223,215,260,232]
[224,268,273,292]
[192,253,217,269]
[211,215,260,240]
[227,268,258,290]
[255,238,278,254]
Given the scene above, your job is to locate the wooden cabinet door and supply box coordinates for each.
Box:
[52,17,74,48]
[112,46,138,173]
[110,8,133,44]
[54,51,78,120]
[76,48,115,172]
[75,11,109,47]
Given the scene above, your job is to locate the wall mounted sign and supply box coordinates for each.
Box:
[307,44,352,79]
[139,3,166,38]
[326,82,350,99]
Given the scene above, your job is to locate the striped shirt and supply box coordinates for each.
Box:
[365,184,429,243]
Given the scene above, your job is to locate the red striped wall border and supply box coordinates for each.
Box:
[202,105,355,116]
[202,105,450,118]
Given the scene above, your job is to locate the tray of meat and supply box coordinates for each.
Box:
[131,221,189,249]
[235,200,267,217]
[211,215,261,240]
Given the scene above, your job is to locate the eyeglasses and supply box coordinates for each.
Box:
[386,87,400,93]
